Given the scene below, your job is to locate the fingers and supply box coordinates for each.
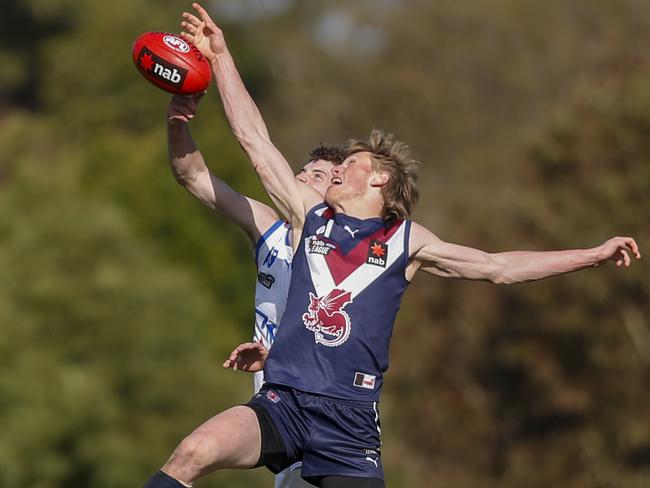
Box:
[616,248,630,267]
[222,354,238,369]
[223,342,258,365]
[182,12,202,27]
[222,353,237,369]
[624,237,641,259]
[168,115,190,123]
[179,31,195,44]
[617,237,641,266]
[607,237,641,267]
[225,344,248,363]
[180,12,203,44]
[192,3,214,25]
[181,20,199,35]
[167,112,192,123]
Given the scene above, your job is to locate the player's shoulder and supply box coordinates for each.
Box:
[255,220,294,267]
[258,219,291,246]
[408,221,442,256]
[408,220,428,241]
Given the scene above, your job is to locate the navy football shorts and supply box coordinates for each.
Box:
[247,383,384,484]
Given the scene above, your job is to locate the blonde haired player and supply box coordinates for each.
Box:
[143,4,641,488]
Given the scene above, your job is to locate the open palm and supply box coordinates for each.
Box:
[180,3,226,62]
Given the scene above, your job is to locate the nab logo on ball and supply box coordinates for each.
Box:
[137,46,188,89]
[163,35,190,53]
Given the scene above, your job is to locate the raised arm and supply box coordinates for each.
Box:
[407,222,641,284]
[179,3,322,229]
[167,94,278,244]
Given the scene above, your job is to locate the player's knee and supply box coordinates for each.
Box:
[164,433,214,477]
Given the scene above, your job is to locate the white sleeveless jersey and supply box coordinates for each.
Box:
[253,220,293,393]
[253,221,312,488]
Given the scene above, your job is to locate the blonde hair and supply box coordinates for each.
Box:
[345,130,420,222]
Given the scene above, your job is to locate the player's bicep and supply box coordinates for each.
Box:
[411,223,498,281]
[180,164,218,207]
[186,169,278,242]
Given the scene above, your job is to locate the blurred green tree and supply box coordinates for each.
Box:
[1,0,648,486]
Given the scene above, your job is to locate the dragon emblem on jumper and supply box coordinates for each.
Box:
[302,289,353,347]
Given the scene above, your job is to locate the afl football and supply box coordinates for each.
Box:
[132,32,211,95]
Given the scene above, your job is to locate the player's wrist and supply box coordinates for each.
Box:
[211,46,236,71]
[588,245,607,266]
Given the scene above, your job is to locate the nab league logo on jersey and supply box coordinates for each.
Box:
[302,289,353,347]
[307,236,337,256]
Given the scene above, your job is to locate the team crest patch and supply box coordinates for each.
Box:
[302,289,352,347]
[366,240,388,267]
[266,390,281,403]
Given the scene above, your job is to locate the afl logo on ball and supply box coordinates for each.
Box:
[163,35,190,53]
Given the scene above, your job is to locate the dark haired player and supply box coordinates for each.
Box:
[167,93,345,488]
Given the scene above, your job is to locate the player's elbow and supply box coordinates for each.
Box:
[491,268,526,285]
[171,165,197,187]
[491,273,518,285]
[486,256,519,285]
[233,125,268,154]
[251,156,275,185]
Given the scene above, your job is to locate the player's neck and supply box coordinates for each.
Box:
[330,195,383,221]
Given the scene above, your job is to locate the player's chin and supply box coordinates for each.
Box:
[324,185,341,204]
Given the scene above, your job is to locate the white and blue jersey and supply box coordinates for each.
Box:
[253,220,293,393]
[264,203,411,402]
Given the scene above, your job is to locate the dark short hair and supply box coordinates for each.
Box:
[308,144,346,165]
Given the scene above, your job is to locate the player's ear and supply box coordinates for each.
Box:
[370,171,389,187]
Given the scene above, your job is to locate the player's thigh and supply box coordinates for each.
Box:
[164,405,261,479]
[189,405,261,467]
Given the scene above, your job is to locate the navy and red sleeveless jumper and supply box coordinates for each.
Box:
[264,203,412,402]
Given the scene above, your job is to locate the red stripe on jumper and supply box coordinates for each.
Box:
[325,220,403,285]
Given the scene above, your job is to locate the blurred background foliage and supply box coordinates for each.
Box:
[0,0,648,486]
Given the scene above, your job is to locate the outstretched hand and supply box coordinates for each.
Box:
[180,3,226,62]
[222,341,269,373]
[596,236,641,267]
[167,92,204,123]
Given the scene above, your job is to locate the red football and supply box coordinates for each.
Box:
[132,32,211,95]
